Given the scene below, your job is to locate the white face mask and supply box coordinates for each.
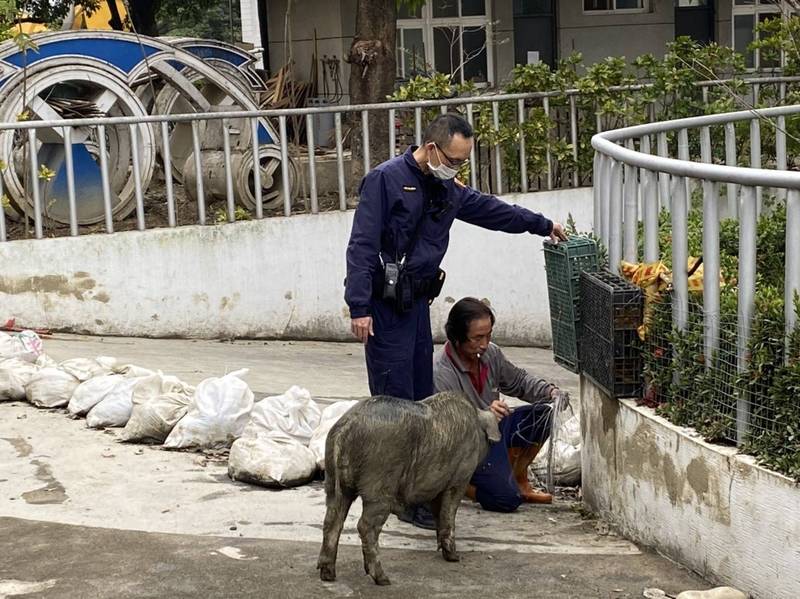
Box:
[428,145,458,180]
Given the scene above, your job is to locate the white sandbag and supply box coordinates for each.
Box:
[228,431,317,488]
[68,374,125,416]
[120,374,194,443]
[164,369,254,449]
[85,377,144,428]
[115,364,156,378]
[531,413,581,487]
[0,330,44,362]
[0,358,40,401]
[59,357,117,382]
[35,354,58,369]
[309,400,358,470]
[25,368,80,408]
[244,386,321,444]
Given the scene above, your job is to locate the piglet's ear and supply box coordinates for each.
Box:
[478,409,501,443]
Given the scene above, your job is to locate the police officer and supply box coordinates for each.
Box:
[345,112,567,404]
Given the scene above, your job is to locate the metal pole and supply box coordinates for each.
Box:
[623,140,638,263]
[306,113,319,214]
[361,110,370,175]
[492,101,502,195]
[97,125,114,233]
[28,130,43,239]
[592,152,601,244]
[63,127,78,236]
[750,119,762,215]
[251,118,263,219]
[786,189,800,341]
[737,185,757,445]
[222,121,236,222]
[601,153,611,245]
[466,103,477,188]
[160,121,176,228]
[641,136,658,262]
[672,175,689,331]
[701,126,720,366]
[191,120,206,225]
[279,114,291,217]
[129,124,145,231]
[570,94,579,187]
[518,98,528,193]
[776,112,787,203]
[335,112,346,211]
[543,96,552,191]
[388,108,396,158]
[725,122,738,219]
[678,128,690,215]
[657,132,670,212]
[415,107,422,146]
[609,159,623,274]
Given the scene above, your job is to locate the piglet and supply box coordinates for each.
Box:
[317,391,500,585]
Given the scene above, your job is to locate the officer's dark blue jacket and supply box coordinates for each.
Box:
[345,146,554,318]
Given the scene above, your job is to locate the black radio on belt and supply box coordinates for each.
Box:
[382,261,401,301]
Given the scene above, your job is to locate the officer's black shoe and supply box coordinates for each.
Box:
[396,506,415,524]
[411,504,436,530]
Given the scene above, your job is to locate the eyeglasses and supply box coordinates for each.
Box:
[435,144,469,168]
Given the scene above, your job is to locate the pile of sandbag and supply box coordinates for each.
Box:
[165,369,254,449]
[228,386,321,488]
[120,374,194,443]
[308,400,358,470]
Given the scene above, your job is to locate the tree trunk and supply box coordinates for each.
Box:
[128,0,161,36]
[347,0,397,170]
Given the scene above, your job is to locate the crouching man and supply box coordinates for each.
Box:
[433,297,559,512]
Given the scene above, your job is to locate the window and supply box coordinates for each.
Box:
[731,0,793,69]
[396,0,493,86]
[583,0,648,13]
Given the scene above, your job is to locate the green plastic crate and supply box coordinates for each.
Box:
[543,237,600,373]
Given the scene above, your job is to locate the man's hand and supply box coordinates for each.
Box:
[489,399,510,421]
[351,316,374,344]
[550,222,568,244]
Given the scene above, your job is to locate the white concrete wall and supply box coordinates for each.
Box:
[0,188,592,345]
[581,376,800,599]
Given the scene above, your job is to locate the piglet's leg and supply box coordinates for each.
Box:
[318,492,354,581]
[357,500,391,585]
[435,487,463,562]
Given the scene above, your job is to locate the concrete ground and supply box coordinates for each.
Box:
[0,335,707,598]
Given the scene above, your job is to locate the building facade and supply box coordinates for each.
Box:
[239,1,788,100]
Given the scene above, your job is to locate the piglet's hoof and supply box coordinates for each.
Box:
[442,550,460,562]
[372,574,391,586]
[319,565,336,582]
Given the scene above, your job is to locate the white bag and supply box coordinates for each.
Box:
[35,354,58,369]
[86,377,144,428]
[309,400,358,470]
[120,374,194,443]
[0,358,40,401]
[0,330,43,362]
[115,364,156,378]
[228,431,317,488]
[25,368,80,408]
[164,369,254,449]
[59,357,117,382]
[531,413,582,487]
[244,386,321,444]
[68,374,125,416]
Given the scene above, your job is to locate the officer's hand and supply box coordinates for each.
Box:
[489,399,510,421]
[550,222,568,244]
[351,316,374,344]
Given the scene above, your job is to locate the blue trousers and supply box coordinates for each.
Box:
[365,297,433,401]
[471,403,553,513]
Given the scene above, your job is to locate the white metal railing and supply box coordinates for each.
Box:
[591,102,800,444]
[2,75,799,243]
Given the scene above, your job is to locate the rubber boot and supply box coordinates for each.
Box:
[508,445,552,504]
[465,484,477,501]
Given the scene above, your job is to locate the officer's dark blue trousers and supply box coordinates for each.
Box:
[471,403,553,513]
[365,296,433,401]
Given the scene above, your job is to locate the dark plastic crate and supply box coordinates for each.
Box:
[579,270,643,398]
[543,237,599,373]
